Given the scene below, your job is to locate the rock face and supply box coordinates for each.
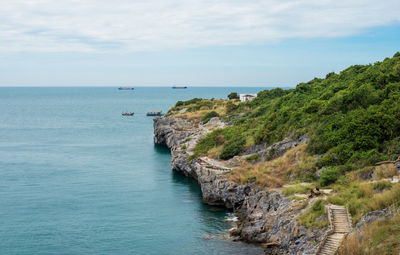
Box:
[243,136,308,162]
[355,208,393,230]
[154,116,326,254]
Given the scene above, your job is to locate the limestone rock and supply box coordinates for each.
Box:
[153,116,325,254]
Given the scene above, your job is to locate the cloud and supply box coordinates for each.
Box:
[0,0,399,52]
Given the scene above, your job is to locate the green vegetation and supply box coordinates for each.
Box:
[319,167,340,186]
[339,212,400,255]
[166,98,227,123]
[245,153,261,162]
[327,182,400,223]
[282,184,314,196]
[194,126,246,160]
[298,199,329,229]
[168,53,400,241]
[191,53,400,168]
[201,111,219,124]
[226,144,317,187]
[228,92,239,100]
[372,180,392,191]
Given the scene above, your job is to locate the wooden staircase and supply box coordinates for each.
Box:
[316,205,352,255]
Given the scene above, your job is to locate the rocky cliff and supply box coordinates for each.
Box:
[154,116,327,255]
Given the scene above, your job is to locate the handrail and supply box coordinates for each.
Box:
[314,205,353,255]
[314,205,334,255]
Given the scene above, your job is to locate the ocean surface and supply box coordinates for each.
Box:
[0,87,266,255]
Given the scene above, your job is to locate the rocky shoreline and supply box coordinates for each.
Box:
[153,116,327,255]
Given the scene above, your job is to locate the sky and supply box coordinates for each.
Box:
[0,0,400,87]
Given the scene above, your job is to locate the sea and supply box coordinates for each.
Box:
[0,87,267,255]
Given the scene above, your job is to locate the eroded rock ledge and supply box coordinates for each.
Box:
[154,116,327,255]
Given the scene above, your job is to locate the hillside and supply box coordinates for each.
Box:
[166,52,400,254]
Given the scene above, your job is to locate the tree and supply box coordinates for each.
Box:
[228,92,239,100]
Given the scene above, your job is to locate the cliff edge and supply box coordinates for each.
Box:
[154,116,327,255]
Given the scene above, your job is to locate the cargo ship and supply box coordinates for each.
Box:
[172,86,187,89]
[118,87,134,90]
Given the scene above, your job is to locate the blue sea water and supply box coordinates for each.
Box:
[0,87,266,255]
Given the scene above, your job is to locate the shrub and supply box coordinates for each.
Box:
[319,167,340,186]
[175,98,202,107]
[201,111,219,124]
[245,153,260,162]
[195,129,224,154]
[226,101,238,113]
[298,199,328,229]
[228,92,239,100]
[219,137,245,160]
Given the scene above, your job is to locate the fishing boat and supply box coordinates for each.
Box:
[121,112,134,116]
[172,86,187,89]
[118,87,134,90]
[146,110,163,116]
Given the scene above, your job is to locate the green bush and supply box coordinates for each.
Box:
[319,167,340,186]
[298,199,328,229]
[228,92,239,100]
[201,111,219,124]
[195,129,224,154]
[226,101,238,113]
[175,98,202,107]
[245,153,261,162]
[219,137,245,160]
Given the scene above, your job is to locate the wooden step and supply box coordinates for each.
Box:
[316,206,351,255]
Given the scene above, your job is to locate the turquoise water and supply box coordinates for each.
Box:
[0,87,265,255]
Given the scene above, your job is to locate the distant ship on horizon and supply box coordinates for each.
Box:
[172,86,187,89]
[118,87,134,90]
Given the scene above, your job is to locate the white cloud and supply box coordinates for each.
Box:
[0,0,399,52]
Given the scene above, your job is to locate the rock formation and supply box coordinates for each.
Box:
[154,116,328,254]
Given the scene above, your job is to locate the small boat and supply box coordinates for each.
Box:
[172,86,187,89]
[122,112,134,116]
[118,87,134,90]
[146,110,163,116]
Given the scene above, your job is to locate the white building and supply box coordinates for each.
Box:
[240,94,257,102]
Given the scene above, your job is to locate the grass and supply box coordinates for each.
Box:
[326,182,400,223]
[282,184,315,196]
[297,199,329,229]
[339,213,400,255]
[166,99,229,122]
[226,144,317,188]
[374,164,398,180]
[372,180,392,191]
[245,153,261,162]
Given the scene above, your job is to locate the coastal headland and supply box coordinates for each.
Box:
[153,53,400,254]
